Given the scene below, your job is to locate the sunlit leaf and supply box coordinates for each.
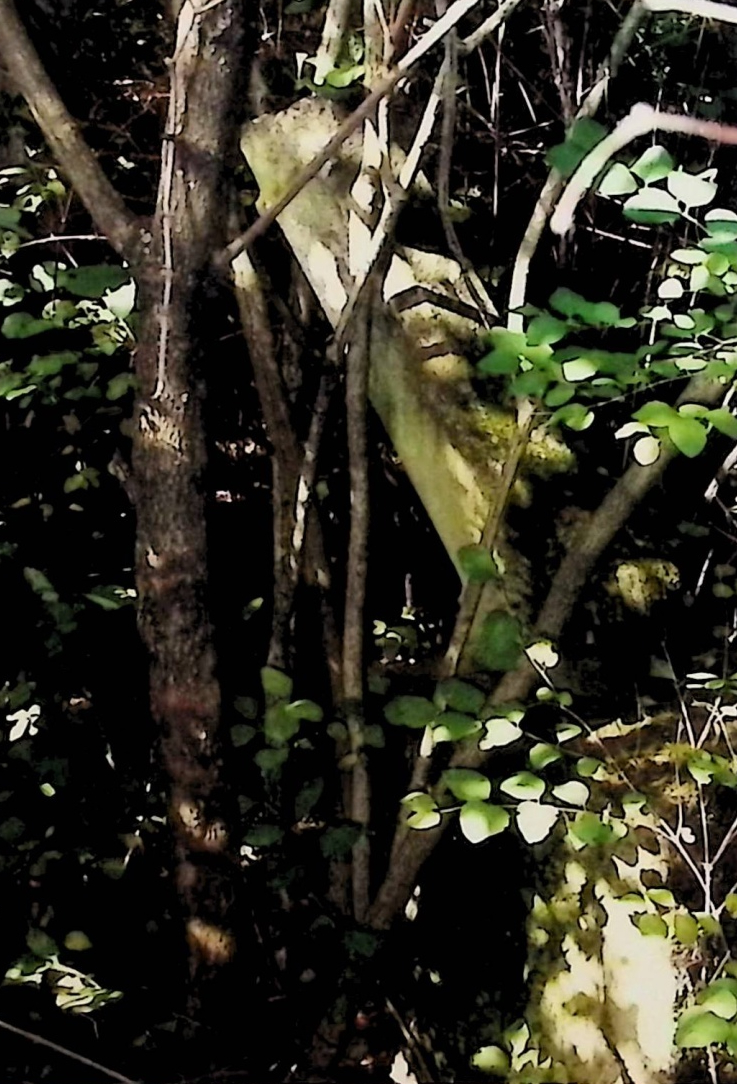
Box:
[598,162,637,196]
[552,781,589,807]
[631,144,674,184]
[479,717,523,749]
[667,170,717,209]
[623,187,681,225]
[516,801,559,843]
[500,771,545,801]
[460,801,510,843]
[443,768,491,802]
[676,1009,729,1048]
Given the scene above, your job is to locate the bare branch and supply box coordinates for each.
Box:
[646,0,737,23]
[220,0,526,266]
[507,0,647,326]
[551,105,737,236]
[0,1017,140,1084]
[0,0,140,261]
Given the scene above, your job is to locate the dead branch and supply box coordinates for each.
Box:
[0,1017,140,1084]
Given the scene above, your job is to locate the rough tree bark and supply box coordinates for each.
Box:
[0,0,250,1002]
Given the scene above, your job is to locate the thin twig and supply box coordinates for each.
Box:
[221,0,525,267]
[0,1017,140,1084]
[507,0,647,325]
[646,0,737,23]
[342,295,374,923]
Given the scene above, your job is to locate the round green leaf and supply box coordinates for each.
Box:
[473,611,523,673]
[460,801,510,843]
[529,743,562,770]
[434,678,485,716]
[697,985,737,1020]
[676,1009,729,1048]
[245,824,283,847]
[658,278,684,300]
[443,768,491,802]
[471,1044,510,1076]
[285,698,324,723]
[633,400,678,427]
[674,913,699,946]
[667,170,717,209]
[458,544,498,584]
[631,144,674,184]
[64,931,93,952]
[623,187,681,225]
[571,811,615,846]
[433,714,482,742]
[384,695,437,729]
[479,717,523,749]
[599,162,637,197]
[706,408,737,439]
[230,723,256,748]
[516,801,560,844]
[671,248,708,265]
[260,666,293,700]
[635,913,668,937]
[576,757,605,779]
[634,436,661,465]
[500,771,545,801]
[562,357,598,382]
[669,415,707,457]
[526,313,568,346]
[552,781,589,807]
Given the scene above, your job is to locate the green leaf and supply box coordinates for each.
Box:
[706,408,737,439]
[265,704,301,745]
[635,913,668,937]
[2,311,53,338]
[599,162,638,196]
[26,929,58,957]
[669,415,707,457]
[550,403,594,431]
[402,792,442,830]
[516,801,559,844]
[0,205,21,229]
[320,824,361,857]
[674,913,699,946]
[633,400,679,427]
[384,695,437,729]
[477,327,527,376]
[529,743,562,770]
[526,313,569,346]
[479,717,523,749]
[433,712,482,743]
[234,696,258,719]
[471,1045,510,1076]
[106,373,137,400]
[623,187,681,225]
[254,747,289,776]
[443,768,491,802]
[459,801,510,843]
[658,278,684,300]
[458,544,498,584]
[473,610,523,673]
[64,931,93,952]
[434,678,485,716]
[631,144,674,184]
[671,248,708,265]
[56,265,130,298]
[546,117,607,178]
[556,722,581,742]
[646,887,676,907]
[261,666,293,700]
[725,893,737,918]
[705,207,737,244]
[562,357,598,382]
[325,63,364,88]
[697,984,737,1020]
[363,723,385,747]
[548,287,622,327]
[245,824,283,847]
[295,778,324,820]
[552,781,589,807]
[230,723,256,748]
[676,1009,729,1048]
[571,811,615,846]
[544,382,576,407]
[500,771,545,801]
[634,435,661,465]
[576,757,605,780]
[667,170,717,209]
[26,351,78,378]
[285,699,323,723]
